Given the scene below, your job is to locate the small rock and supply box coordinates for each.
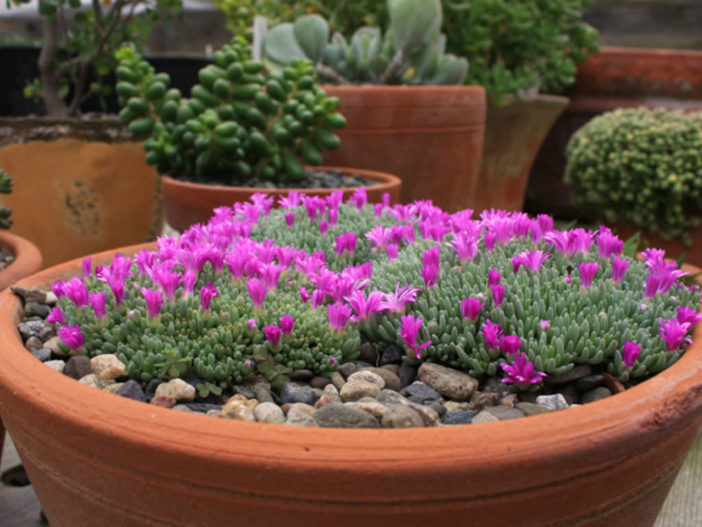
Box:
[18,320,48,340]
[481,376,513,400]
[426,400,446,417]
[289,369,314,382]
[144,379,162,398]
[78,373,98,388]
[340,380,381,402]
[601,372,626,394]
[516,402,551,416]
[314,394,335,409]
[224,394,258,412]
[379,344,404,365]
[442,410,476,425]
[471,411,499,424]
[443,401,470,412]
[310,376,332,389]
[347,370,385,388]
[150,395,176,408]
[220,401,256,421]
[103,383,125,395]
[381,405,424,428]
[30,348,52,362]
[155,378,196,402]
[397,363,417,388]
[559,384,579,405]
[499,393,519,407]
[11,286,50,304]
[377,389,407,406]
[314,403,379,428]
[285,403,317,427]
[380,364,400,374]
[580,387,612,404]
[362,367,401,391]
[575,374,605,393]
[24,336,44,351]
[280,382,319,406]
[116,380,146,402]
[206,409,220,417]
[90,354,127,380]
[469,391,498,412]
[44,360,66,373]
[485,406,526,420]
[185,402,224,413]
[404,401,440,426]
[25,302,51,318]
[358,342,379,365]
[63,355,92,380]
[232,384,257,399]
[536,393,569,411]
[545,365,592,385]
[44,336,67,357]
[330,371,346,390]
[322,383,341,402]
[345,400,389,419]
[172,405,193,413]
[337,362,358,379]
[417,362,479,401]
[402,381,441,404]
[250,382,274,403]
[254,402,286,424]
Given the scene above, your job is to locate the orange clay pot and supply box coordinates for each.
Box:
[0,117,163,267]
[162,167,402,232]
[471,95,568,214]
[321,85,486,213]
[0,230,42,467]
[0,246,702,527]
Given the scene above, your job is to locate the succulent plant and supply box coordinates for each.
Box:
[565,107,702,245]
[262,0,468,85]
[50,191,699,395]
[0,169,13,230]
[114,37,346,185]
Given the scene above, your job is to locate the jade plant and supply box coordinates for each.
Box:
[114,37,346,185]
[0,169,13,230]
[565,107,702,246]
[262,0,468,85]
[48,191,700,394]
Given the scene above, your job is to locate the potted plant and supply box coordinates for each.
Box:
[114,37,402,232]
[0,192,701,526]
[564,107,702,265]
[260,0,486,213]
[0,0,182,266]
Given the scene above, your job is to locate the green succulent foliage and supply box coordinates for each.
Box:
[565,108,702,246]
[263,0,468,85]
[114,38,346,185]
[0,169,13,230]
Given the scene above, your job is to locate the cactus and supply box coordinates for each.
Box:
[115,38,346,185]
[0,169,13,230]
[263,0,468,85]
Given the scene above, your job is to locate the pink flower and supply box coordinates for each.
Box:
[183,270,197,297]
[499,335,521,355]
[578,262,600,289]
[596,227,623,258]
[200,282,218,311]
[461,297,484,322]
[366,225,393,250]
[512,249,549,273]
[46,306,66,325]
[346,290,385,320]
[349,187,367,210]
[539,320,550,331]
[611,257,629,284]
[279,191,302,209]
[285,212,295,227]
[141,287,162,318]
[58,324,84,350]
[246,278,267,309]
[63,277,89,308]
[90,292,107,320]
[491,284,505,306]
[335,233,358,257]
[153,267,182,300]
[487,269,501,287]
[248,319,257,330]
[81,257,92,279]
[447,232,478,262]
[279,314,295,335]
[264,324,282,347]
[658,317,692,351]
[51,280,66,298]
[677,306,702,326]
[399,314,432,358]
[622,340,641,368]
[386,243,399,260]
[421,265,439,288]
[380,283,421,313]
[328,304,352,332]
[482,320,503,350]
[299,286,310,303]
[319,221,329,235]
[500,352,546,388]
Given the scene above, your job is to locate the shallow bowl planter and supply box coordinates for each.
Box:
[162,166,402,232]
[0,246,702,526]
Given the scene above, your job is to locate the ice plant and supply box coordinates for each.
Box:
[622,340,641,368]
[658,318,692,351]
[461,297,484,323]
[500,352,547,389]
[57,324,84,351]
[399,314,432,359]
[141,288,162,319]
[200,282,218,311]
[46,306,66,325]
[578,262,599,289]
[264,325,282,347]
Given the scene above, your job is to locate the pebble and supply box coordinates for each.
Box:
[580,387,612,404]
[44,360,66,373]
[358,342,379,365]
[443,401,470,412]
[185,402,223,413]
[232,384,257,399]
[116,380,146,402]
[471,411,499,424]
[418,362,479,401]
[220,401,256,421]
[25,302,51,318]
[381,405,424,428]
[516,402,551,416]
[78,373,99,388]
[404,401,440,426]
[63,356,92,379]
[377,389,407,406]
[310,376,332,389]
[442,410,476,425]
[559,384,579,405]
[379,344,404,365]
[11,286,51,304]
[44,336,67,357]
[90,354,127,380]
[536,394,569,411]
[155,379,196,402]
[172,405,193,413]
[289,369,314,382]
[280,382,319,406]
[322,383,341,402]
[330,371,346,390]
[24,336,44,350]
[250,382,274,403]
[602,372,626,394]
[104,383,125,395]
[150,395,176,408]
[402,381,441,404]
[345,400,389,420]
[254,402,286,424]
[18,320,48,340]
[485,406,526,420]
[362,367,401,391]
[545,365,592,385]
[314,403,379,428]
[337,362,358,379]
[314,394,334,409]
[481,376,512,400]
[285,404,317,427]
[30,348,52,362]
[340,380,381,402]
[347,370,385,388]
[575,374,605,393]
[469,391,498,411]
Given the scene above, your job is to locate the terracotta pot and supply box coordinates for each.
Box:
[471,95,568,214]
[0,230,42,467]
[1,246,702,526]
[321,85,486,212]
[613,220,702,268]
[162,167,402,232]
[0,117,164,267]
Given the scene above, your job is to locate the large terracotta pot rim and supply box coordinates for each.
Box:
[592,46,702,59]
[322,84,485,106]
[0,230,43,291]
[1,242,701,483]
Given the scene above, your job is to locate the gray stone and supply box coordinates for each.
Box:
[314,403,379,428]
[11,286,50,304]
[330,371,346,390]
[469,391,499,412]
[426,400,446,417]
[25,302,51,318]
[580,387,612,404]
[442,410,476,425]
[172,404,193,413]
[545,365,592,385]
[575,374,606,393]
[397,363,417,388]
[78,373,99,388]
[155,378,196,402]
[18,320,48,340]
[485,406,526,420]
[402,381,441,404]
[116,380,146,402]
[404,401,440,426]
[417,362,479,401]
[280,382,319,406]
[30,348,52,362]
[471,411,499,424]
[44,360,66,373]
[345,400,389,420]
[516,402,551,416]
[377,389,408,406]
[337,362,358,379]
[379,344,404,365]
[381,405,425,428]
[184,402,223,413]
[322,383,341,402]
[250,381,274,403]
[103,383,125,395]
[347,370,385,388]
[289,369,314,382]
[481,376,512,400]
[254,402,286,424]
[44,336,67,357]
[361,367,402,391]
[24,336,44,351]
[310,376,332,389]
[232,384,257,399]
[63,355,92,380]
[340,380,381,402]
[285,403,317,427]
[536,393,569,411]
[358,342,379,365]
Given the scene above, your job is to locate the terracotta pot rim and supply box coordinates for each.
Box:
[593,46,702,59]
[0,230,43,291]
[0,244,701,473]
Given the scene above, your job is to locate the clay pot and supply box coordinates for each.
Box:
[0,230,42,467]
[613,221,702,268]
[162,167,402,232]
[1,246,702,527]
[0,117,164,267]
[471,95,568,214]
[321,85,486,212]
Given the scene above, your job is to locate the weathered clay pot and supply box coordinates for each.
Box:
[0,230,42,467]
[0,117,163,267]
[321,85,486,213]
[471,95,568,214]
[0,245,701,527]
[162,167,402,232]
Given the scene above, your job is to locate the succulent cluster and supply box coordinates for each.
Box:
[565,108,702,245]
[115,38,346,185]
[49,192,700,393]
[0,169,13,230]
[263,0,468,85]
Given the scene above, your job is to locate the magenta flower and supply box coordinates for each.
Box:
[487,269,501,287]
[346,290,385,321]
[350,187,368,210]
[380,283,421,312]
[58,324,84,350]
[578,262,600,289]
[261,263,283,290]
[299,286,310,303]
[246,278,267,309]
[499,335,521,355]
[51,280,66,298]
[264,324,282,347]
[279,314,295,335]
[484,231,497,252]
[248,319,257,330]
[677,306,702,326]
[386,243,399,260]
[335,233,358,257]
[596,227,623,258]
[328,205,339,225]
[154,267,182,300]
[491,284,505,306]
[81,257,92,279]
[374,203,383,217]
[328,303,352,332]
[500,352,546,388]
[421,264,439,288]
[622,340,641,368]
[279,190,302,209]
[63,277,89,308]
[200,282,218,311]
[422,246,440,268]
[644,274,662,299]
[461,297,484,322]
[141,287,162,318]
[319,221,329,235]
[366,225,393,250]
[312,290,326,309]
[285,212,295,227]
[183,270,197,297]
[658,317,692,351]
[46,306,66,325]
[90,292,107,320]
[482,319,503,350]
[447,232,478,262]
[399,314,432,359]
[611,257,629,284]
[539,320,550,331]
[512,249,549,273]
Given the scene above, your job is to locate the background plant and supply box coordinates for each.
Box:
[115,37,346,184]
[0,169,13,230]
[565,107,702,245]
[5,0,182,117]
